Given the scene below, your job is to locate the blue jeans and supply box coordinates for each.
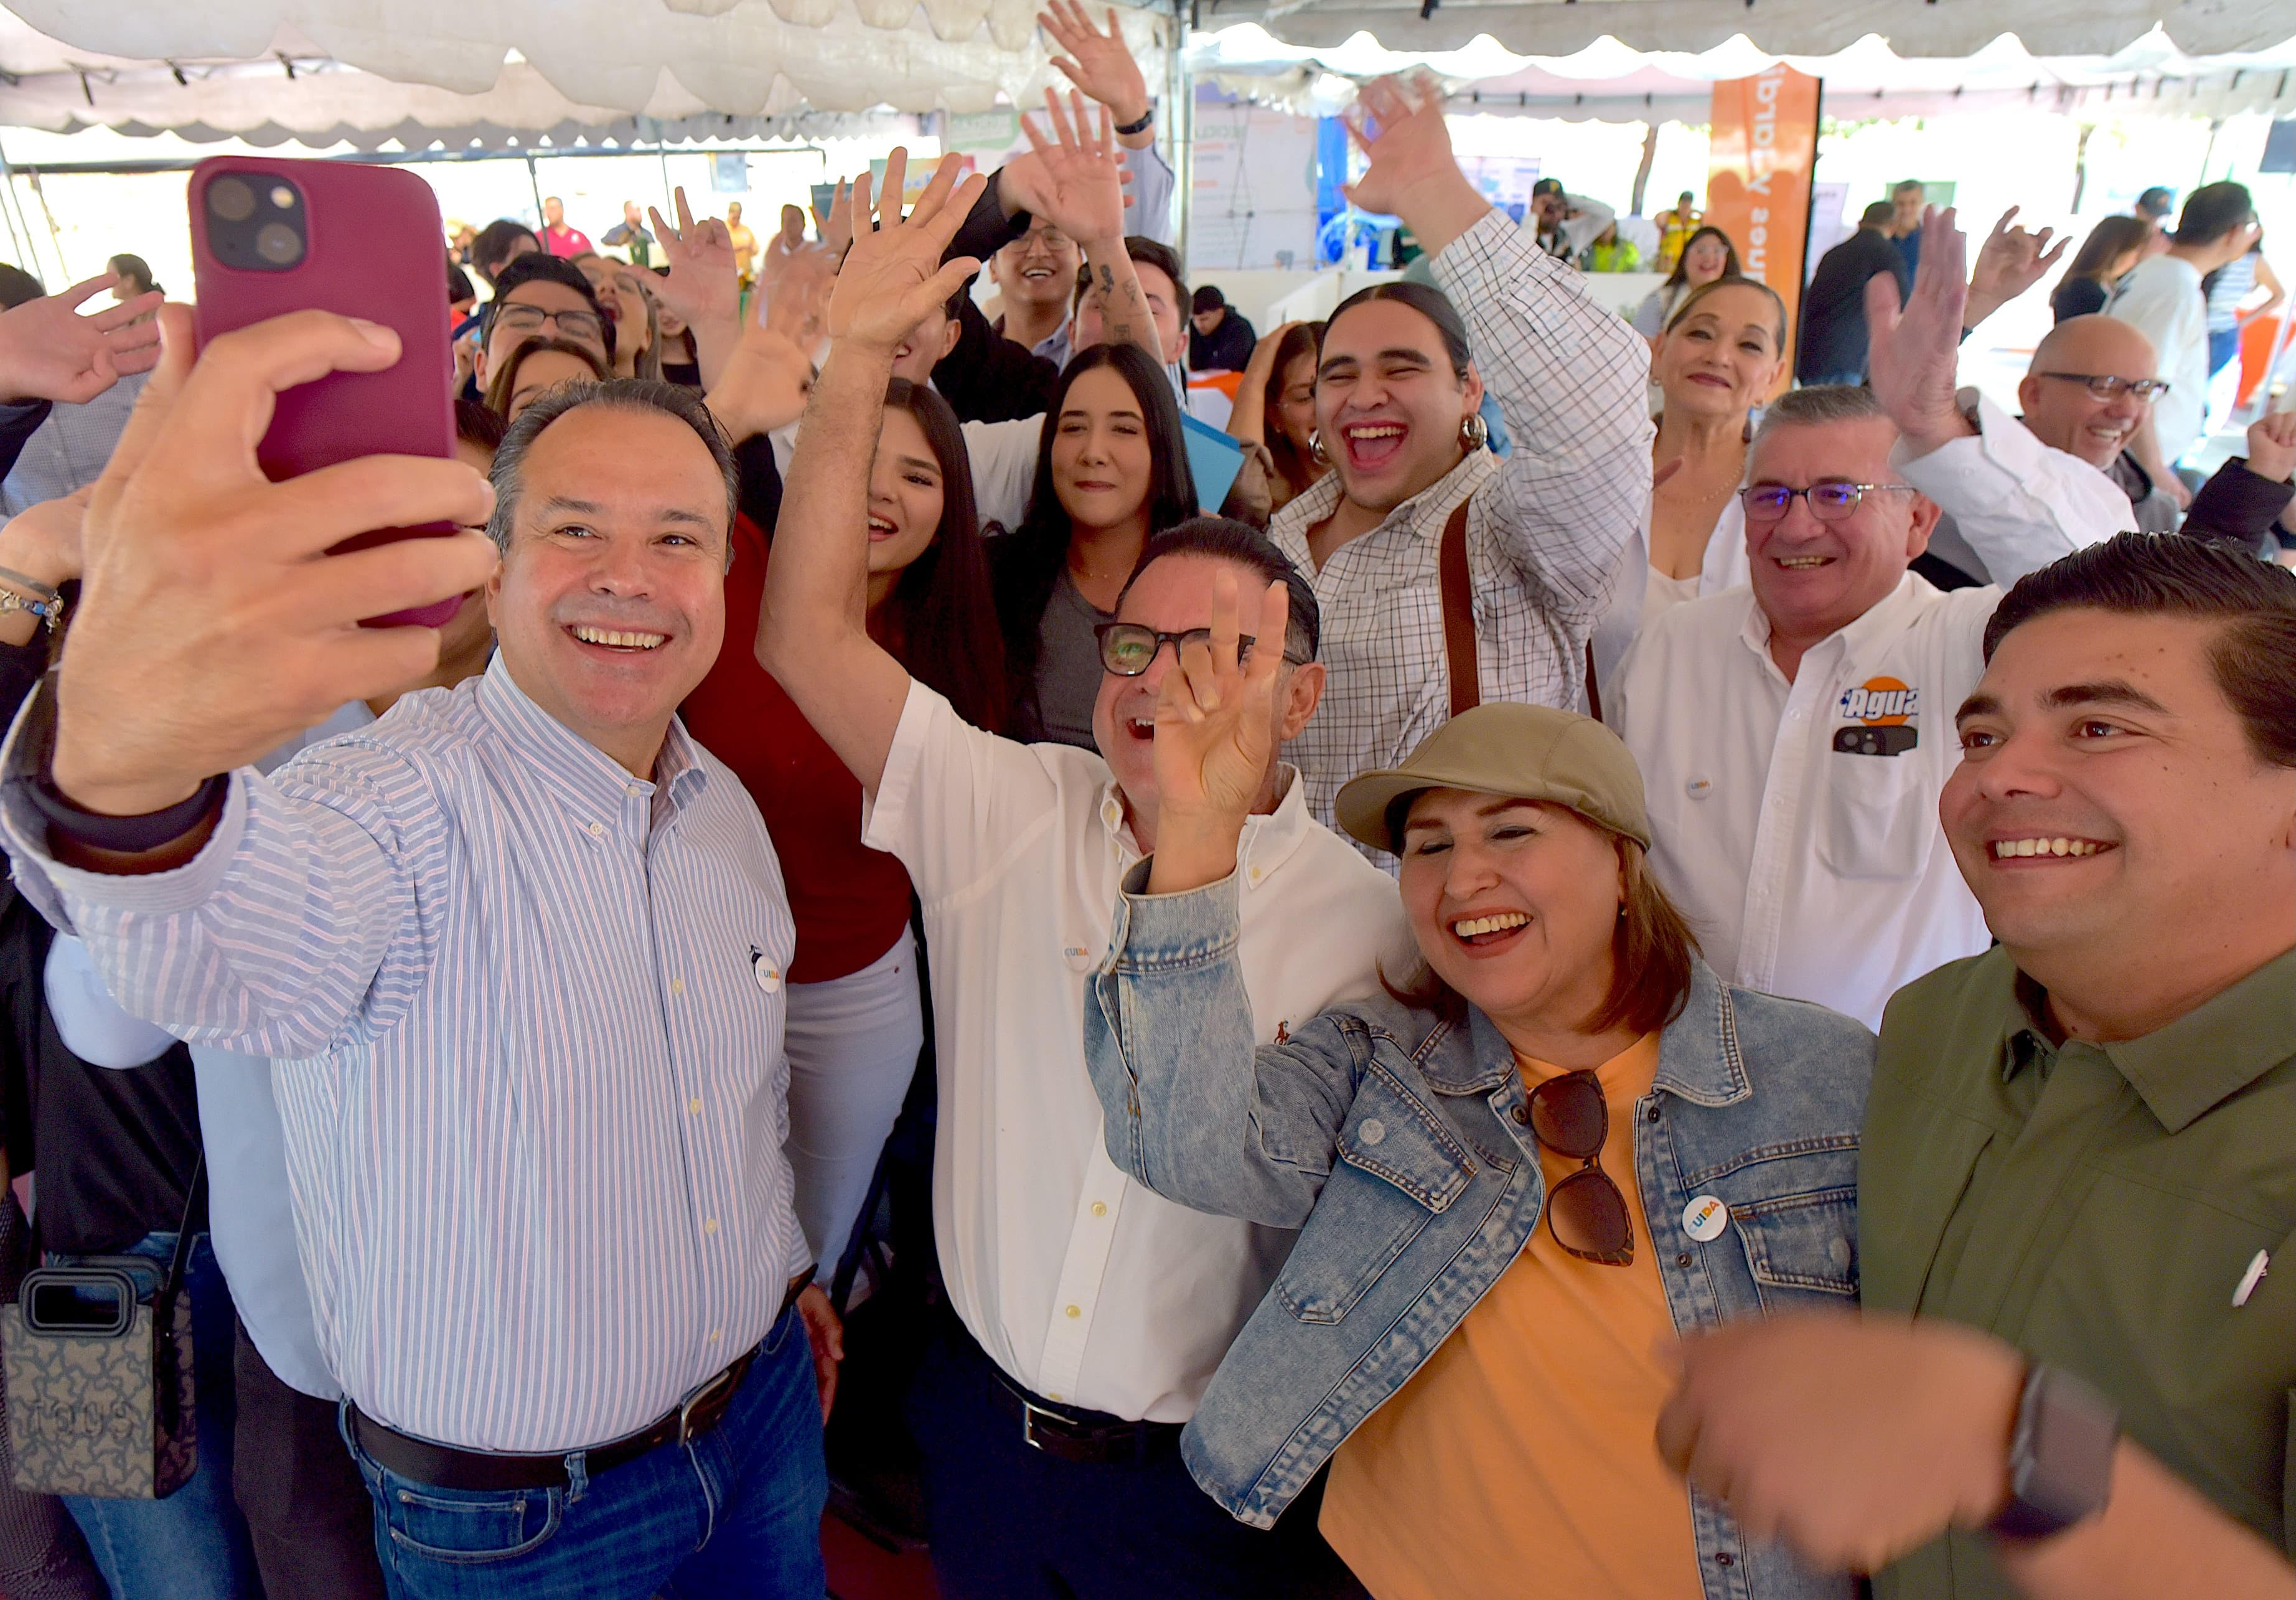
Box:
[57,1233,264,1600]
[2209,325,2242,377]
[344,1302,827,1599]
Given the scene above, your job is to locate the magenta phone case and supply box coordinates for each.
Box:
[189,157,462,628]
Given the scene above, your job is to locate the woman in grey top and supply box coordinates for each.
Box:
[987,341,1197,746]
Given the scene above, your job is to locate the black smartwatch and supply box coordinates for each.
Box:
[1113,103,1156,137]
[1988,1363,2119,1541]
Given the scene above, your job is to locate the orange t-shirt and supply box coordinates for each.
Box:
[1319,1032,1704,1600]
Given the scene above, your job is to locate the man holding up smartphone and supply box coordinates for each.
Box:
[0,308,833,1598]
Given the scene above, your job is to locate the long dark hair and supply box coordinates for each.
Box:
[876,379,1010,735]
[2065,216,2150,287]
[1661,225,1740,291]
[990,342,1196,723]
[1261,320,1324,501]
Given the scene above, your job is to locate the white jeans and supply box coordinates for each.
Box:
[782,926,924,1280]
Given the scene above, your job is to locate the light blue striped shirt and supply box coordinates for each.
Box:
[1,655,807,1452]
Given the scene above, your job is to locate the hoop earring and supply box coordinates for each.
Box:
[1460,412,1489,451]
[1309,430,1329,464]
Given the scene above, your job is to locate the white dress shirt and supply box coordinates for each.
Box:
[1608,406,2127,1029]
[863,682,1409,1421]
[2106,256,2210,465]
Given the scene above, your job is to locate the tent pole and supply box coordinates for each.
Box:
[525,151,545,222]
[1171,0,1191,261]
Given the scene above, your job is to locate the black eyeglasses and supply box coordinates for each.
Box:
[2035,371,2170,402]
[1524,1071,1633,1266]
[1094,624,1306,677]
[494,304,607,344]
[1740,482,1920,524]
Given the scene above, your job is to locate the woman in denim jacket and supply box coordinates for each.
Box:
[1083,577,1875,1600]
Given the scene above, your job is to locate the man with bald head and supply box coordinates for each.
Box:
[2022,314,2296,560]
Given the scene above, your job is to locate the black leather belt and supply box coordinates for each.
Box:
[987,1372,1183,1466]
[349,1274,808,1492]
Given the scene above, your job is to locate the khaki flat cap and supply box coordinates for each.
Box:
[1335,702,1652,854]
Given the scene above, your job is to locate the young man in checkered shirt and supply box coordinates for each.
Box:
[1267,73,1654,845]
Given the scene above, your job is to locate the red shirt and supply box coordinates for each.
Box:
[541,224,594,258]
[682,515,912,984]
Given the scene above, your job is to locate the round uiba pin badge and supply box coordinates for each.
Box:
[750,946,782,994]
[1682,1195,1730,1243]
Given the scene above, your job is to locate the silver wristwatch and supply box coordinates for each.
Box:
[1989,1363,2119,1541]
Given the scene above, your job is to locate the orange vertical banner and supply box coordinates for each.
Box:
[1705,66,1822,365]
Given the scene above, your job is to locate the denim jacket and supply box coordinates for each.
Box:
[1086,864,1875,1600]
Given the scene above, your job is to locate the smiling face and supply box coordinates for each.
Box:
[1942,608,2296,1027]
[2016,317,2160,470]
[867,404,945,578]
[993,222,1082,317]
[1399,790,1624,1033]
[1316,298,1485,516]
[1052,365,1155,535]
[1092,554,1324,839]
[1680,232,1730,286]
[1656,283,1784,421]
[1744,416,1939,650]
[485,405,729,777]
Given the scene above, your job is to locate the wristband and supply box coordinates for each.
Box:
[1113,104,1156,136]
[0,567,59,604]
[26,769,227,856]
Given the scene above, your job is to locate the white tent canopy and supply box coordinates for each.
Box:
[0,0,1174,140]
[1196,24,2296,122]
[1196,0,2296,62]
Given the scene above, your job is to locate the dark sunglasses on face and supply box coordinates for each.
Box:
[1094,624,1307,677]
[1524,1070,1634,1266]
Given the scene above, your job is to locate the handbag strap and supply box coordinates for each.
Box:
[155,1155,205,1311]
[1583,639,1604,723]
[1438,500,1478,717]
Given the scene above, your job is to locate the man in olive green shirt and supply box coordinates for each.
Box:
[1656,532,2296,1599]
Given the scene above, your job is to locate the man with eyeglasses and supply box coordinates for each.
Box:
[2018,314,2296,562]
[1608,209,2129,1028]
[761,154,1403,1593]
[474,253,614,402]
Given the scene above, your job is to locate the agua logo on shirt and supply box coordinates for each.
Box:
[1837,676,1919,726]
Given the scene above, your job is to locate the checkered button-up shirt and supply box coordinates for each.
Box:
[1271,208,1654,839]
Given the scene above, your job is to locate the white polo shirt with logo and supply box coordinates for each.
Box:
[1606,403,2129,1028]
[1610,573,1998,1029]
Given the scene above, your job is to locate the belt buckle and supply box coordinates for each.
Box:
[1019,1396,1074,1452]
[675,1362,739,1446]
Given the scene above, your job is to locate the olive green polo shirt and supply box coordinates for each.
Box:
[1860,942,2296,1600]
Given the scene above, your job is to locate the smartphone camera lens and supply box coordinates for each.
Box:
[255,223,302,266]
[208,177,256,223]
[207,172,307,272]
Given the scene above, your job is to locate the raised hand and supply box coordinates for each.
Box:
[1338,73,1489,256]
[1962,205,2069,331]
[2243,408,2296,484]
[52,306,497,819]
[1038,0,1151,134]
[1155,571,1291,821]
[825,150,987,354]
[0,272,165,404]
[647,188,740,336]
[1866,205,1974,456]
[810,179,855,265]
[1013,88,1127,250]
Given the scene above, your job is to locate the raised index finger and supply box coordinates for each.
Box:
[1247,581,1290,685]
